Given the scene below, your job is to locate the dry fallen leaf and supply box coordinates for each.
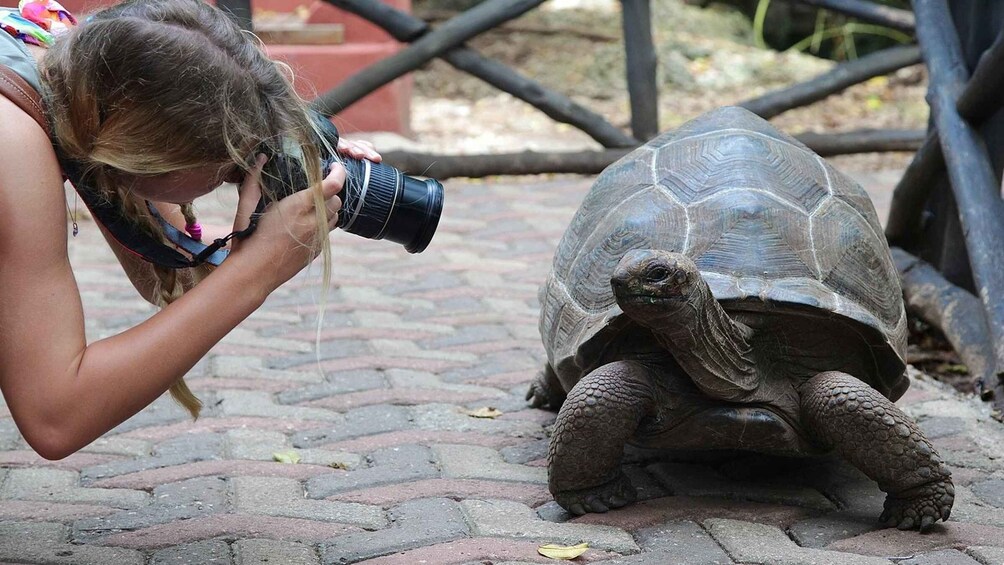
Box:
[537,542,589,560]
[272,450,301,464]
[465,406,503,419]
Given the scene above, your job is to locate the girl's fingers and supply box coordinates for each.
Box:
[323,161,346,199]
[336,138,382,163]
[232,154,267,232]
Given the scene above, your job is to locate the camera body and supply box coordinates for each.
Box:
[260,112,444,254]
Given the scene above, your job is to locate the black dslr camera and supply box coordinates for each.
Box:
[259,111,444,255]
[65,111,445,269]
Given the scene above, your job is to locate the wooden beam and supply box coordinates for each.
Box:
[383,129,924,179]
[320,0,636,148]
[621,0,659,142]
[313,0,546,115]
[912,0,1004,381]
[740,45,922,120]
[798,0,915,32]
[885,29,1004,247]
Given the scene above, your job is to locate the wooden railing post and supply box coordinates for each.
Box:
[620,0,658,142]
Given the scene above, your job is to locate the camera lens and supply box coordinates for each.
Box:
[336,157,444,253]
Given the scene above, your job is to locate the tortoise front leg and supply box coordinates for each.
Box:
[526,362,567,410]
[548,360,658,515]
[800,371,954,531]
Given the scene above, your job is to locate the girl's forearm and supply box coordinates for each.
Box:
[42,252,273,457]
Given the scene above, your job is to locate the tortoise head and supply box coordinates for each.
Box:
[611,250,707,324]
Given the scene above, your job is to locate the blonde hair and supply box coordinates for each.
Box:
[40,0,332,418]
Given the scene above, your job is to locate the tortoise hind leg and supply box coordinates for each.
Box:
[526,363,567,410]
[548,360,658,515]
[800,371,954,532]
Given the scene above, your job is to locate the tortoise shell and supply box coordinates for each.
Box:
[540,107,908,400]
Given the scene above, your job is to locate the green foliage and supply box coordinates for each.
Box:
[751,0,915,60]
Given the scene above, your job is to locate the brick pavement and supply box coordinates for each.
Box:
[1,173,1003,564]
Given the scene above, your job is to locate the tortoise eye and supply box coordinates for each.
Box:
[646,266,670,282]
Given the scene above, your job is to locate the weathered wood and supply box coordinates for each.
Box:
[884,31,1004,248]
[884,131,943,245]
[314,0,546,115]
[321,0,636,148]
[912,0,1004,381]
[383,148,633,179]
[621,0,659,142]
[740,45,922,120]
[957,28,1004,128]
[794,128,924,155]
[798,0,915,32]
[383,129,925,179]
[892,248,992,392]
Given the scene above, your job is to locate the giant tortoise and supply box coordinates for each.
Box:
[528,106,954,531]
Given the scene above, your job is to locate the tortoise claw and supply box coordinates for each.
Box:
[920,515,936,532]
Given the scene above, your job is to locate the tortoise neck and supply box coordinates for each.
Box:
[651,285,758,401]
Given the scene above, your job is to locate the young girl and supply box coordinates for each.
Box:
[0,0,379,459]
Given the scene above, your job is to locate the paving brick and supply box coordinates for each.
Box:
[968,546,1004,565]
[787,514,881,549]
[901,549,983,565]
[409,404,545,438]
[73,476,228,544]
[224,429,361,469]
[827,522,1004,557]
[461,499,639,554]
[433,444,546,483]
[321,498,469,564]
[217,390,343,421]
[276,370,389,405]
[971,478,1004,508]
[306,445,439,498]
[91,460,336,490]
[293,405,413,448]
[328,478,552,507]
[81,436,152,457]
[349,538,618,564]
[234,539,320,565]
[0,449,124,471]
[499,438,550,465]
[231,476,386,529]
[209,355,325,382]
[100,514,362,549]
[151,540,234,565]
[616,520,733,564]
[0,468,149,508]
[647,462,835,511]
[705,518,892,565]
[308,388,503,412]
[81,432,224,483]
[0,521,144,565]
[950,484,1004,528]
[0,500,117,522]
[118,417,330,442]
[572,494,815,532]
[319,430,523,454]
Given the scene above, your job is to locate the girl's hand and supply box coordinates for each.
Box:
[228,154,344,291]
[336,138,381,163]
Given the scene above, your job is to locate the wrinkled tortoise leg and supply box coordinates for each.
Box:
[800,371,954,532]
[548,360,658,515]
[526,363,567,410]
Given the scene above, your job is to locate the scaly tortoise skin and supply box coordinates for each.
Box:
[528,107,953,531]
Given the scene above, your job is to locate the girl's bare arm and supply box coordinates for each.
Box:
[0,99,342,459]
